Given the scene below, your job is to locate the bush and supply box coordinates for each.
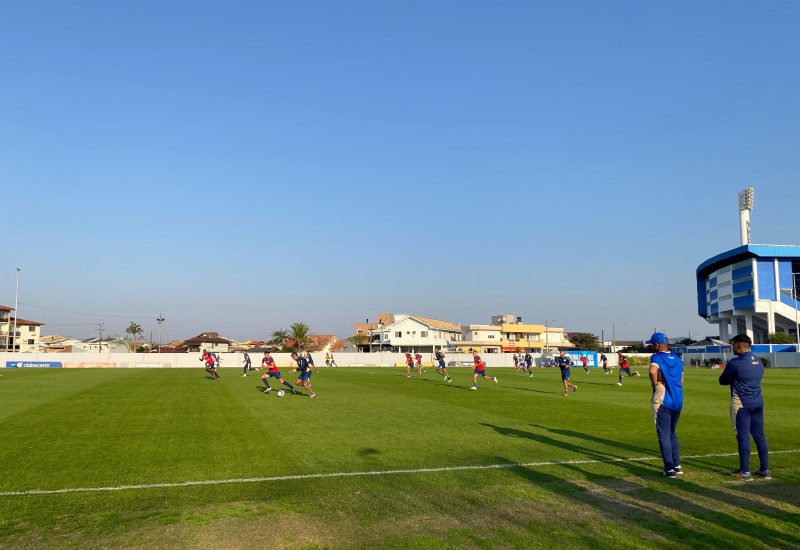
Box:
[703,357,722,367]
[759,356,771,368]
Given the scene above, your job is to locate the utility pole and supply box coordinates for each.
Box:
[12,268,21,352]
[612,322,616,352]
[157,313,165,353]
[98,323,104,353]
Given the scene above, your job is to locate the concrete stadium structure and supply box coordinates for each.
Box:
[696,188,800,344]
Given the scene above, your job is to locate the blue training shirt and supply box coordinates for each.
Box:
[719,351,764,409]
[651,351,683,411]
[295,356,309,373]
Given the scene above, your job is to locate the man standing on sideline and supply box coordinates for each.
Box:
[648,332,684,478]
[719,334,771,480]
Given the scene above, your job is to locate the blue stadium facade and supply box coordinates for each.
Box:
[697,244,800,344]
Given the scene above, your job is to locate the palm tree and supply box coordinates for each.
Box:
[125,322,144,352]
[289,322,311,352]
[270,329,290,351]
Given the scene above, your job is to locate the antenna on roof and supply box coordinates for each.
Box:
[737,186,754,245]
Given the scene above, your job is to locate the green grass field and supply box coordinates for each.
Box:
[0,366,798,549]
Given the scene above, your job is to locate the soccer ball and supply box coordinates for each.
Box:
[277,390,285,397]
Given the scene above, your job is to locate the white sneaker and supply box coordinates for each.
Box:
[616,382,622,386]
[264,387,271,392]
[470,386,477,391]
[493,377,498,383]
[242,374,247,377]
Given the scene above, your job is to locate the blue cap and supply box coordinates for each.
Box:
[645,332,668,345]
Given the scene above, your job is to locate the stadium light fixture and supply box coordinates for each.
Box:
[737,186,755,245]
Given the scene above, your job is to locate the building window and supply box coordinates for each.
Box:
[488,334,495,339]
[395,331,402,338]
[421,331,428,337]
[357,329,363,335]
[29,326,35,332]
[27,339,34,345]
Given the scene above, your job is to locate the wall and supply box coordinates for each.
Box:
[0,350,631,368]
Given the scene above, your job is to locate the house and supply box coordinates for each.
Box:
[457,324,502,353]
[79,337,130,353]
[180,332,232,352]
[282,335,339,353]
[493,315,572,352]
[369,314,461,353]
[1,305,45,352]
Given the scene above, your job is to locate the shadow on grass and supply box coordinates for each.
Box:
[491,454,800,548]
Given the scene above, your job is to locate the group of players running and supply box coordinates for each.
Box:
[201,346,642,398]
[200,349,317,398]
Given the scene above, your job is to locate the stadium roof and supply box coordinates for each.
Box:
[697,244,800,277]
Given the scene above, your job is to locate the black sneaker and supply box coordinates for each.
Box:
[663,469,677,479]
[755,469,772,480]
[674,466,684,475]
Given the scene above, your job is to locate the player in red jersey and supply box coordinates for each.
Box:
[469,350,497,390]
[414,353,425,373]
[259,352,296,395]
[200,350,220,380]
[405,352,415,378]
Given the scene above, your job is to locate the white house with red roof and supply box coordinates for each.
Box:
[1,305,45,352]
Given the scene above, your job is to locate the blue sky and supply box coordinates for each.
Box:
[2,1,799,343]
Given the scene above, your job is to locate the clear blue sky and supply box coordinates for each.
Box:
[2,1,799,343]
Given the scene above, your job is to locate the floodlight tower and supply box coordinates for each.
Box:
[738,186,755,246]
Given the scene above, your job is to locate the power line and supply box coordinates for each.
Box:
[18,302,154,319]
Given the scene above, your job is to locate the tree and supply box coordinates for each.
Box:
[288,322,311,352]
[768,332,795,344]
[569,332,602,351]
[125,322,144,352]
[348,333,369,349]
[269,329,290,350]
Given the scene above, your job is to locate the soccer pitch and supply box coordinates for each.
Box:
[1,367,798,549]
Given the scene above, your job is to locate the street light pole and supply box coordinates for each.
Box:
[157,313,165,353]
[793,272,800,350]
[12,268,20,352]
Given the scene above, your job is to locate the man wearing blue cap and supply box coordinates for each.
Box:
[647,332,684,478]
[719,334,771,481]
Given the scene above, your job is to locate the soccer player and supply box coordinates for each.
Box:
[719,334,770,481]
[434,348,452,382]
[555,350,577,397]
[325,353,331,367]
[648,332,684,478]
[469,350,497,390]
[259,351,296,395]
[617,354,641,385]
[524,351,534,377]
[600,352,610,374]
[414,352,424,373]
[241,351,252,376]
[580,354,589,373]
[201,350,220,380]
[292,352,316,398]
[329,352,337,367]
[512,354,519,370]
[404,352,415,378]
[305,352,318,374]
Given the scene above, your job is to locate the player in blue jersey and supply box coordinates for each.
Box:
[600,353,610,374]
[305,352,318,374]
[647,332,684,478]
[555,350,577,397]
[259,352,296,395]
[512,354,520,370]
[719,334,770,480]
[434,349,452,382]
[292,352,317,398]
[469,350,497,390]
[524,352,534,377]
[241,351,252,376]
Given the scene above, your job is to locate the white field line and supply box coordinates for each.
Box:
[2,449,798,498]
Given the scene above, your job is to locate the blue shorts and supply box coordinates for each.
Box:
[560,367,571,381]
[265,371,282,379]
[620,367,631,375]
[438,360,445,368]
[298,371,312,382]
[474,368,486,376]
